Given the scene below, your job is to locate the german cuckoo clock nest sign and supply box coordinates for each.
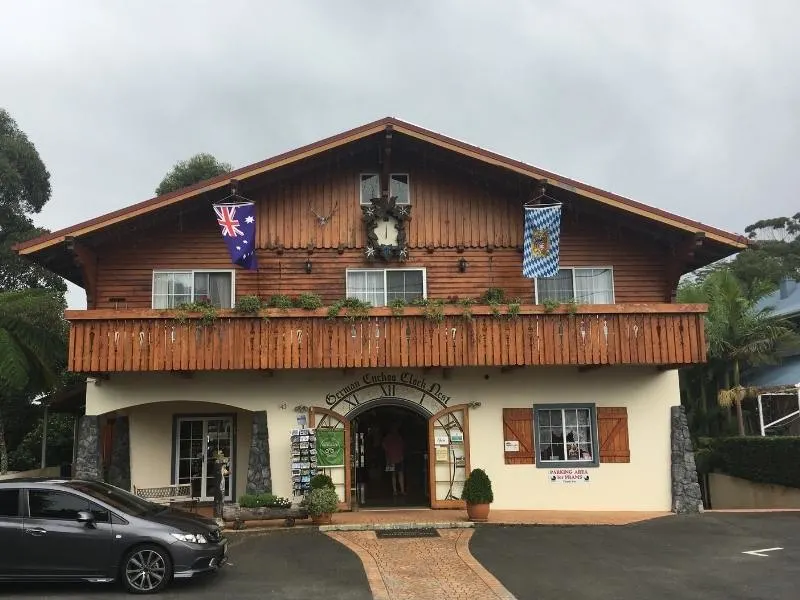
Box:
[362,194,411,262]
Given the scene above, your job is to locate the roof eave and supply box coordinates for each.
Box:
[13,116,748,255]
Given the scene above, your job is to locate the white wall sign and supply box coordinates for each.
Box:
[434,434,449,446]
[548,468,590,483]
[504,440,520,452]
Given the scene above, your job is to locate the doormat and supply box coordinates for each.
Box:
[376,528,440,539]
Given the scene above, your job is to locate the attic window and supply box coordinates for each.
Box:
[359,173,410,205]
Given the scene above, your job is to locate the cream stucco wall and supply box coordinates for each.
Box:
[86,366,679,511]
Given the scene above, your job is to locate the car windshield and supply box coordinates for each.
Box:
[63,481,162,516]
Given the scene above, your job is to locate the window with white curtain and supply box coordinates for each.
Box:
[152,271,234,309]
[346,269,425,306]
[535,268,614,304]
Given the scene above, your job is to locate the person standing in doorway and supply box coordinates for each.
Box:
[382,423,406,496]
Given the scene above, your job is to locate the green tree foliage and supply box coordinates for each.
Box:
[693,214,800,299]
[0,289,67,472]
[678,270,797,437]
[9,413,75,472]
[0,109,65,293]
[0,109,51,217]
[0,109,76,472]
[155,153,232,196]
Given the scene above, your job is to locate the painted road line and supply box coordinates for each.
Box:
[742,547,783,557]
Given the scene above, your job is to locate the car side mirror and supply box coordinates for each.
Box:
[77,511,95,526]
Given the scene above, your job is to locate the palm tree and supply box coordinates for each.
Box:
[0,289,66,473]
[680,270,796,436]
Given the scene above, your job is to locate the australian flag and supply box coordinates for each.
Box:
[212,202,258,270]
[522,205,561,278]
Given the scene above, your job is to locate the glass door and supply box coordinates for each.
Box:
[175,417,234,501]
[428,405,470,509]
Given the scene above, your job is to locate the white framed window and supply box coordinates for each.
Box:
[346,268,426,306]
[152,270,235,309]
[535,267,614,305]
[359,173,411,205]
[533,404,599,467]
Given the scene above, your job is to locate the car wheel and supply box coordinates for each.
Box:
[121,544,173,594]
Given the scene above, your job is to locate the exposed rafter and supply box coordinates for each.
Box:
[65,236,98,308]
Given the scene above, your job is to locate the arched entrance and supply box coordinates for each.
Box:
[351,403,429,508]
[310,374,470,509]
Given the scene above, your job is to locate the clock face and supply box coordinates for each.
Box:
[374,216,399,246]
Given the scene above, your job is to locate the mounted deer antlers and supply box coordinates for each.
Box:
[309,201,339,226]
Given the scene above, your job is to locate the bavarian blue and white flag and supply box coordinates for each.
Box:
[522,205,561,278]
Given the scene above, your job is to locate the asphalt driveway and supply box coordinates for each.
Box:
[0,528,372,599]
[471,513,800,600]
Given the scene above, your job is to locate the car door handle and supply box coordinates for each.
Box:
[24,527,47,536]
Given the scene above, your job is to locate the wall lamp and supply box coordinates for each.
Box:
[305,259,313,274]
[458,257,468,273]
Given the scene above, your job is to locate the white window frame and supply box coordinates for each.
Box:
[533,404,600,468]
[174,415,235,502]
[534,266,615,305]
[345,268,427,306]
[151,269,236,309]
[359,172,411,205]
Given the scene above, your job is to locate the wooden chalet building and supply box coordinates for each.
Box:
[15,117,747,512]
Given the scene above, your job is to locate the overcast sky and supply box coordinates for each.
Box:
[2,0,798,309]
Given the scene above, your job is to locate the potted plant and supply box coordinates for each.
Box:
[461,468,493,522]
[306,486,339,525]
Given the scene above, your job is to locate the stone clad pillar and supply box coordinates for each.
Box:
[671,406,703,514]
[74,415,102,481]
[246,411,272,494]
[107,416,131,490]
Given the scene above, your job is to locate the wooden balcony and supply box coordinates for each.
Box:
[65,304,707,373]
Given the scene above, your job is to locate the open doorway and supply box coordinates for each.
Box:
[351,405,429,508]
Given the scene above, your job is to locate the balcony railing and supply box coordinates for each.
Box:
[65,304,707,373]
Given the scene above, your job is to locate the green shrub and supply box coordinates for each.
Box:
[267,294,294,309]
[388,298,407,316]
[310,474,335,490]
[295,293,323,310]
[710,437,800,489]
[326,298,371,321]
[542,299,559,313]
[693,448,717,475]
[306,487,339,517]
[234,295,263,314]
[481,288,505,304]
[410,298,445,323]
[461,468,494,504]
[175,299,218,325]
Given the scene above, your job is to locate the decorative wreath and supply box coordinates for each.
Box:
[361,194,412,262]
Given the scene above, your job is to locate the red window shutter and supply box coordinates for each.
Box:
[597,407,630,463]
[503,408,535,464]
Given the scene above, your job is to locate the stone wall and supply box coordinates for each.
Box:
[246,411,272,494]
[670,406,703,514]
[74,415,102,481]
[107,416,131,490]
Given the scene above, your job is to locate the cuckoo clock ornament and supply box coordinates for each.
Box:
[362,194,411,262]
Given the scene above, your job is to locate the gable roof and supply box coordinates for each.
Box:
[15,116,748,255]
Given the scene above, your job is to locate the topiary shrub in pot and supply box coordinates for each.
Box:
[306,486,339,525]
[309,473,335,490]
[461,468,494,522]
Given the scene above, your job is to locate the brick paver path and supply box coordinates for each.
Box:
[328,528,516,600]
